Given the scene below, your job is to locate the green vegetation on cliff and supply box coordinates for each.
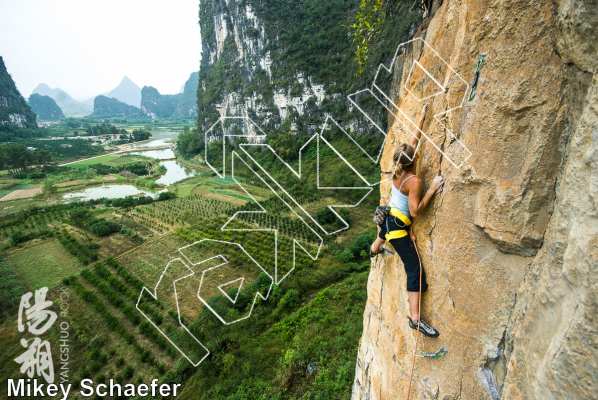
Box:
[196,0,422,136]
[349,0,431,73]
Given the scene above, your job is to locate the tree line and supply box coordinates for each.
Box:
[0,139,103,172]
[85,123,151,142]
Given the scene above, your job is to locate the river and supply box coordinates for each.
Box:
[61,131,202,201]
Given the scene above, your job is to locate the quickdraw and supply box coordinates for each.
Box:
[413,347,448,358]
[468,54,485,101]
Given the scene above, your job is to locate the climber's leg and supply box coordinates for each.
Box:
[388,237,439,337]
[370,221,389,257]
[390,237,428,293]
[370,237,385,254]
[408,291,420,322]
[409,289,440,337]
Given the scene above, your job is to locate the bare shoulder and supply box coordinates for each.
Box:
[406,174,422,185]
[405,175,423,193]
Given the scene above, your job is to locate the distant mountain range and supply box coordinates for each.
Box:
[32,76,141,116]
[32,83,92,116]
[32,72,198,118]
[101,76,141,108]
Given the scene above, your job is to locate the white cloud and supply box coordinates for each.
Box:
[0,0,201,99]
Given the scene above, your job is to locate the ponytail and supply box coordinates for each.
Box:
[393,143,416,180]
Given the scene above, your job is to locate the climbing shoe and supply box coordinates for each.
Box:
[409,317,440,338]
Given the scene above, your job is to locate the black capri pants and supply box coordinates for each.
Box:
[378,216,428,292]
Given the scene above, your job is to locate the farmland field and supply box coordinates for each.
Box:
[0,187,42,201]
[68,154,120,167]
[8,239,81,290]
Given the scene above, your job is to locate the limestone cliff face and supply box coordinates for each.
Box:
[352,0,597,399]
[196,0,415,139]
[0,56,37,130]
[198,0,327,136]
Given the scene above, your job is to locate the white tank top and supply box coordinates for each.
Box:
[389,175,415,218]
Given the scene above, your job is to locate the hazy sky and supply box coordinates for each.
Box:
[0,0,201,100]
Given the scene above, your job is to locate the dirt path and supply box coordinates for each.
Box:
[0,187,42,201]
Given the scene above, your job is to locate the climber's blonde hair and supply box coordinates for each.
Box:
[393,143,416,180]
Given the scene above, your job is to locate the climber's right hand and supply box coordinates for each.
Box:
[421,103,430,117]
[431,176,444,192]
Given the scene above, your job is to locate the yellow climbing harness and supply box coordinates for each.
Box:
[384,207,412,240]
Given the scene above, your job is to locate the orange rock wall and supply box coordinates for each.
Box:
[352,0,597,398]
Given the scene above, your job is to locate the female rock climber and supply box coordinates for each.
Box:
[369,102,444,338]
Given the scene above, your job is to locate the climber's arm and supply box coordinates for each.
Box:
[409,103,430,150]
[408,175,444,218]
[408,178,427,218]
